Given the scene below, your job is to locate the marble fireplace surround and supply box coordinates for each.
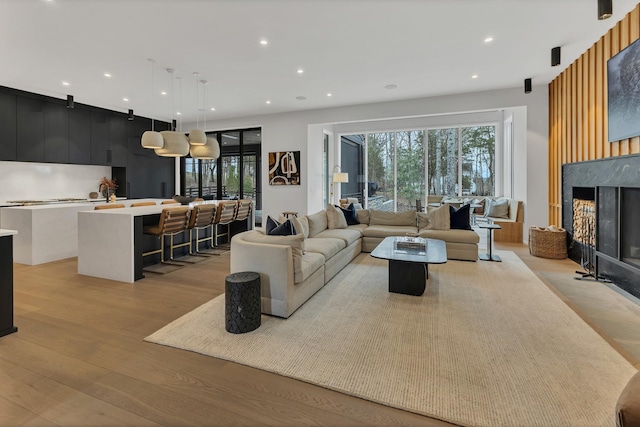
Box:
[562,154,640,299]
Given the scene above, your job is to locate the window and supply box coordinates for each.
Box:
[181,127,261,214]
[352,124,495,212]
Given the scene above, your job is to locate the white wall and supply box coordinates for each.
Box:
[0,161,112,203]
[184,85,549,241]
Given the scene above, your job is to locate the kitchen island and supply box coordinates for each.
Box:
[0,199,158,265]
[77,200,254,283]
[0,229,18,337]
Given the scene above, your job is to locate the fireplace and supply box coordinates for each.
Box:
[562,155,640,298]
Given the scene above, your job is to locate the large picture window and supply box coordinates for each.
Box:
[343,125,495,212]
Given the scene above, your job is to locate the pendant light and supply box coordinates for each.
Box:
[190,79,220,159]
[141,59,164,149]
[188,72,207,145]
[155,68,189,157]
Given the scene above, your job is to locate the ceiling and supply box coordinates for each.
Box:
[1,0,637,124]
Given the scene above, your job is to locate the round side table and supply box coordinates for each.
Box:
[225,271,261,334]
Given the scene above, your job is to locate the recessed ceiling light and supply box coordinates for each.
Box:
[327,93,332,97]
[161,91,167,95]
[260,39,268,45]
[177,112,181,115]
[297,69,304,74]
[62,81,70,86]
[384,84,398,90]
[123,97,129,102]
[295,96,306,100]
[266,100,271,104]
[103,73,111,78]
[210,107,216,111]
[484,37,493,43]
[471,75,478,79]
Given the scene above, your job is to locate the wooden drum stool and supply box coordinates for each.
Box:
[225,272,261,334]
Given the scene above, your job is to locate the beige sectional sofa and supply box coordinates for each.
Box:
[230,205,479,318]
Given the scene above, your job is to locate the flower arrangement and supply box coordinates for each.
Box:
[99,177,118,196]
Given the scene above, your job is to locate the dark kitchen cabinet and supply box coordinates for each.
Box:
[154,156,174,198]
[44,102,69,163]
[108,114,127,166]
[90,111,109,165]
[69,108,91,164]
[127,150,155,198]
[16,97,45,162]
[0,91,17,160]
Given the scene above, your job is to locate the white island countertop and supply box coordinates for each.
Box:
[0,199,165,265]
[0,229,18,237]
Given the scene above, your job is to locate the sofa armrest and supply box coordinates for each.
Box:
[230,233,295,304]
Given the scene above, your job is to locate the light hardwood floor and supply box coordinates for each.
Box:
[2,242,638,426]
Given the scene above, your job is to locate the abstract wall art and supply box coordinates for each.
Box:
[268,151,300,185]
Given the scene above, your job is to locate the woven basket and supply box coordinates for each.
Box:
[529,226,567,259]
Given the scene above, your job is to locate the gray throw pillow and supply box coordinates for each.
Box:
[485,198,510,219]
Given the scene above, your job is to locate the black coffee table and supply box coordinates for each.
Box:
[370,237,447,296]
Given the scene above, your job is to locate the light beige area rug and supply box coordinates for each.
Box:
[145,251,636,427]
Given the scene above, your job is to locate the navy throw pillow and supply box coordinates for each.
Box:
[265,216,280,234]
[266,216,297,236]
[338,203,360,225]
[450,204,472,230]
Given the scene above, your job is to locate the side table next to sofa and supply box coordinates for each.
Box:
[478,223,502,262]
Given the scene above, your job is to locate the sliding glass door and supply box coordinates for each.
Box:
[181,127,262,213]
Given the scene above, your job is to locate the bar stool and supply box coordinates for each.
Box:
[178,203,217,260]
[130,201,156,207]
[94,203,125,210]
[142,207,191,269]
[212,201,238,252]
[234,199,253,230]
[161,200,180,205]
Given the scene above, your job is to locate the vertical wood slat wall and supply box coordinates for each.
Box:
[548,4,640,227]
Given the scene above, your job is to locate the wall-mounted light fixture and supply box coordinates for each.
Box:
[66,95,74,109]
[128,109,134,121]
[598,0,612,20]
[524,78,532,94]
[551,47,561,67]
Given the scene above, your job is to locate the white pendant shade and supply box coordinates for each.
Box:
[190,137,220,159]
[189,129,207,145]
[141,130,163,149]
[155,131,190,157]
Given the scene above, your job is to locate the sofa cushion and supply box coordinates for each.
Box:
[356,209,370,225]
[417,212,430,229]
[292,216,309,238]
[339,203,359,225]
[370,209,416,226]
[314,228,362,246]
[304,237,346,261]
[450,204,472,230]
[295,252,325,284]
[485,198,510,219]
[242,231,305,278]
[347,223,368,234]
[326,204,348,229]
[362,224,419,238]
[616,370,640,427]
[419,228,479,244]
[307,210,328,237]
[424,204,450,230]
